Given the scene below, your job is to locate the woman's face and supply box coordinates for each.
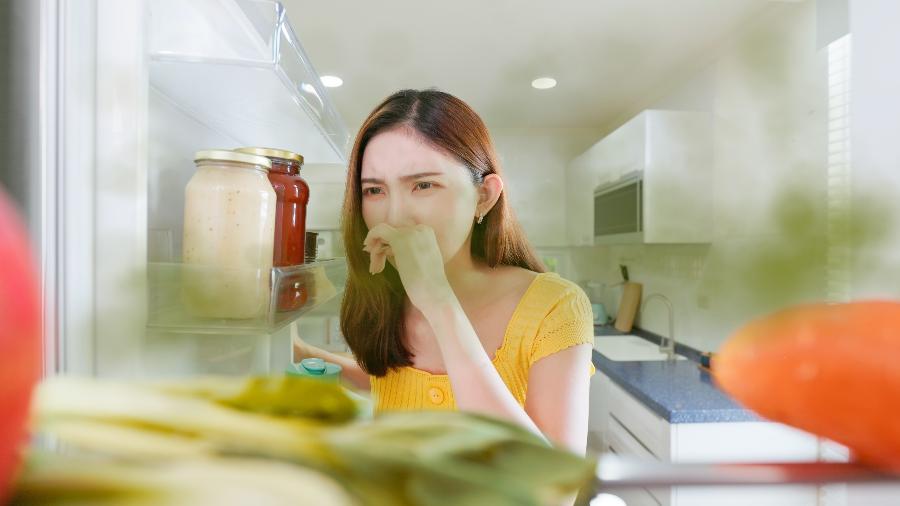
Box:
[360,128,480,264]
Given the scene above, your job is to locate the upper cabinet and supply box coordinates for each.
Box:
[566,110,713,245]
[148,0,350,164]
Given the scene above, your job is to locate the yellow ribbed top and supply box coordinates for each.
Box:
[370,272,596,413]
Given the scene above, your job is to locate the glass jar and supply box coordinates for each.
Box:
[182,150,276,319]
[236,147,310,312]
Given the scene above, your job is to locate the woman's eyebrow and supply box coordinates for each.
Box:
[361,172,444,184]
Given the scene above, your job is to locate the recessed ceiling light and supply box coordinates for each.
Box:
[531,77,557,90]
[320,75,343,88]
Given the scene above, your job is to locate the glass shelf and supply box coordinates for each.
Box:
[147,258,347,335]
[147,0,349,164]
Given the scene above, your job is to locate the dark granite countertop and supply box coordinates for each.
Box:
[591,325,759,424]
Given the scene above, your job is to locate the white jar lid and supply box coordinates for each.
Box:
[193,150,272,170]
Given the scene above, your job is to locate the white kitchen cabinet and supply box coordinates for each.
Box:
[565,110,713,246]
[590,371,821,506]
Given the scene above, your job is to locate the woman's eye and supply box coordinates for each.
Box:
[414,182,434,191]
[363,187,383,196]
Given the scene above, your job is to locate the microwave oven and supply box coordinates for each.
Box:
[593,172,643,244]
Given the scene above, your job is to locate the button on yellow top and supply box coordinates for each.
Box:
[428,387,445,405]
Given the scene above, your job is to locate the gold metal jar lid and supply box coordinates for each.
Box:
[194,150,272,170]
[235,147,304,165]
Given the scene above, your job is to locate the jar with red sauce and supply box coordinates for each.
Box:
[235,147,310,311]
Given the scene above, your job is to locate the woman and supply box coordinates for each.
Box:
[295,89,595,455]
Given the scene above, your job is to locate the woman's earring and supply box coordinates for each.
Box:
[477,213,484,225]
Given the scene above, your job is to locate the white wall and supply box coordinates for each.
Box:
[848,0,900,299]
[491,127,603,247]
[302,163,347,233]
[569,0,831,351]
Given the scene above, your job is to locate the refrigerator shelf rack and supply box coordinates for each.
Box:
[147,258,348,335]
[147,0,348,164]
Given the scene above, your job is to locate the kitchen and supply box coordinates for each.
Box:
[2,0,900,504]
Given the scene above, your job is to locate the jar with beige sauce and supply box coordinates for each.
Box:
[182,150,276,319]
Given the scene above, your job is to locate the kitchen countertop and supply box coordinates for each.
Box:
[591,325,760,424]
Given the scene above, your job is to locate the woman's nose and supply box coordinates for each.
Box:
[386,196,415,227]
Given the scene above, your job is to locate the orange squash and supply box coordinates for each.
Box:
[713,301,900,473]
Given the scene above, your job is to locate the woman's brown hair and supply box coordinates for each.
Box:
[339,89,545,377]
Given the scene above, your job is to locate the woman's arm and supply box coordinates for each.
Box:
[366,222,537,429]
[364,224,588,446]
[363,223,590,452]
[523,343,593,455]
[424,297,593,455]
[422,298,545,438]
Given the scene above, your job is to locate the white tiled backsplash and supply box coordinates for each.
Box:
[568,244,720,351]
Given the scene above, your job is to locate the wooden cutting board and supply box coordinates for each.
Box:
[614,282,643,332]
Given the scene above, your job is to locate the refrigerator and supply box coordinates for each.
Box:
[6,2,900,504]
[3,0,350,379]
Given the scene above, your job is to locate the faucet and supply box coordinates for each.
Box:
[641,293,677,361]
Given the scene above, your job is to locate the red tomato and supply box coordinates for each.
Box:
[0,187,42,501]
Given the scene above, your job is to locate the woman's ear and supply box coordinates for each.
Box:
[477,174,504,217]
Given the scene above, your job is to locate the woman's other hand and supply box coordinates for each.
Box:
[290,324,371,391]
[363,223,455,311]
[291,329,320,363]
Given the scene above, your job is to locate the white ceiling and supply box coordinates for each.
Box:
[284,0,775,132]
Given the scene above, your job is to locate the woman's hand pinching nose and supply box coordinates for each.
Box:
[362,223,454,311]
[363,241,391,275]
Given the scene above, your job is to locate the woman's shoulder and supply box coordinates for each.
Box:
[497,267,586,305]
[490,266,590,319]
[491,269,593,366]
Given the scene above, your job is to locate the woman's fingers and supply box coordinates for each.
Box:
[364,223,437,275]
[363,223,403,274]
[362,242,385,274]
[363,223,398,250]
[369,244,391,274]
[364,224,401,275]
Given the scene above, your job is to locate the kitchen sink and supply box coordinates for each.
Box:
[593,335,687,362]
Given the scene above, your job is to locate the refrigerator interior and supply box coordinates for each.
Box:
[49,0,351,379]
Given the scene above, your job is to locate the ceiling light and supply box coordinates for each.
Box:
[531,77,557,90]
[320,75,343,88]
